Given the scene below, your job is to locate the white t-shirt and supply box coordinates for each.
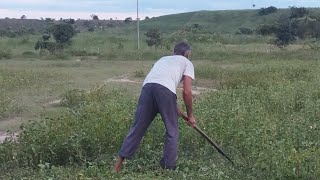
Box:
[143,55,195,94]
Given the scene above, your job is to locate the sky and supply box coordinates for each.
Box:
[0,0,320,20]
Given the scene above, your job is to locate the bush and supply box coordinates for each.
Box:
[237,27,254,35]
[274,17,296,47]
[88,27,95,32]
[145,29,162,49]
[50,23,76,45]
[22,51,37,58]
[134,70,145,78]
[290,6,309,19]
[0,50,12,59]
[291,17,320,39]
[258,6,278,16]
[68,49,100,56]
[257,24,278,35]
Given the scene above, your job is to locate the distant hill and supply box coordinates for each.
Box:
[1,8,320,34]
[138,8,320,33]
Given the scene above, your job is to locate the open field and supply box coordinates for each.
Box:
[1,42,319,179]
[1,7,320,179]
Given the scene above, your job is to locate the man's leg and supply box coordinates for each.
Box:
[114,84,157,172]
[154,85,179,169]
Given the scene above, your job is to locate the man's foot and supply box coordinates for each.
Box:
[113,156,125,173]
[160,158,176,170]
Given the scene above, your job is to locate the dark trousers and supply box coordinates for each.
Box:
[118,83,178,168]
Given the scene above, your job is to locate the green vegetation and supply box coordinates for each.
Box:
[258,6,278,16]
[0,7,320,180]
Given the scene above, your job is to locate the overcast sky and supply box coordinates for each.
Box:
[0,0,319,20]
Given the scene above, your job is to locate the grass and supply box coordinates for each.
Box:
[138,8,320,33]
[0,44,319,179]
[1,8,320,178]
[0,60,153,131]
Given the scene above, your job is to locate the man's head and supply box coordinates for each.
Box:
[174,42,192,59]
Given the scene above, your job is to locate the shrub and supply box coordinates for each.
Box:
[50,23,76,45]
[237,27,254,35]
[22,51,37,58]
[134,70,145,78]
[124,17,133,24]
[0,50,12,59]
[88,27,95,32]
[145,29,162,49]
[69,49,99,56]
[257,24,278,35]
[290,6,309,19]
[258,6,278,16]
[274,16,296,47]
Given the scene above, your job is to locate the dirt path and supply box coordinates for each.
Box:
[0,99,63,144]
[1,77,217,144]
[0,131,18,143]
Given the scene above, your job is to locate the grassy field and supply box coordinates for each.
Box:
[1,40,319,179]
[0,8,320,179]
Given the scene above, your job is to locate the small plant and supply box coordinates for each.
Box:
[22,51,37,58]
[237,27,254,35]
[0,50,12,59]
[134,70,145,78]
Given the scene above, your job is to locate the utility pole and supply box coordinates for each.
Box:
[137,0,140,49]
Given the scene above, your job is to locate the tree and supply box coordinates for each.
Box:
[21,15,27,20]
[35,23,76,55]
[124,17,132,24]
[45,18,54,23]
[145,16,150,20]
[50,23,76,45]
[35,34,59,55]
[63,18,75,24]
[258,6,278,16]
[91,14,99,20]
[145,29,162,49]
[88,27,95,32]
[274,16,296,47]
[290,6,309,19]
[184,24,203,32]
[291,17,320,39]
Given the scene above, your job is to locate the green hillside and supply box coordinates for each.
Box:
[138,8,320,33]
[1,8,320,35]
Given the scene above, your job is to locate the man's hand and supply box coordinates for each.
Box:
[177,108,197,128]
[187,116,197,127]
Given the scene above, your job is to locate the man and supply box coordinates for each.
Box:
[113,42,196,172]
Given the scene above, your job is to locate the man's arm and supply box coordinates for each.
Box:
[182,75,196,127]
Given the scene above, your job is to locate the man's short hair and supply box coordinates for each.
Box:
[174,42,191,56]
